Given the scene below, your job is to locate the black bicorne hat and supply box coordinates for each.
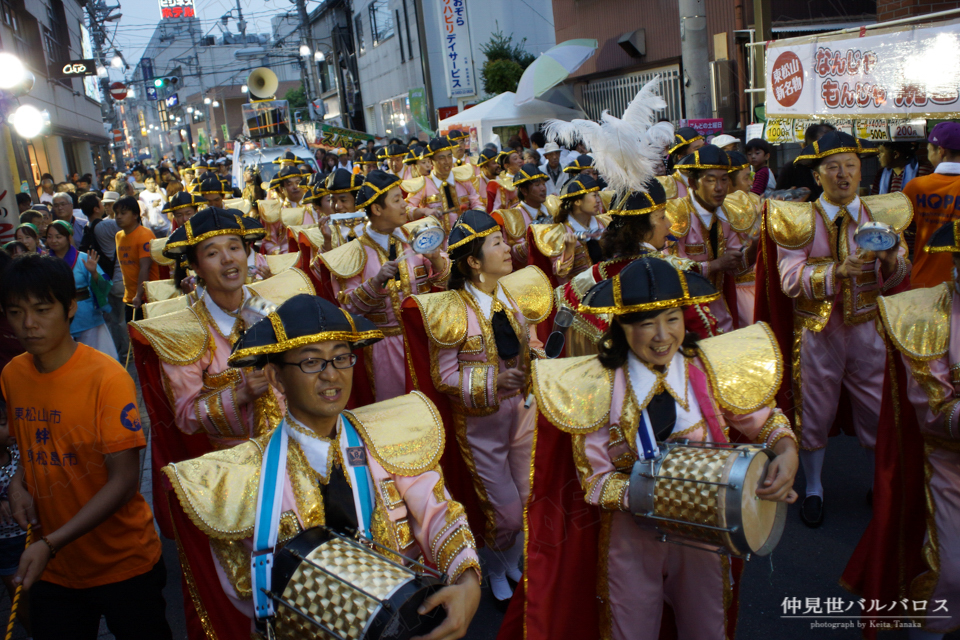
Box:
[667,127,704,155]
[609,180,668,217]
[272,151,301,167]
[447,209,503,262]
[403,148,423,165]
[425,136,457,156]
[228,294,383,368]
[926,219,960,253]
[361,152,379,164]
[447,129,469,142]
[477,148,499,167]
[356,170,403,209]
[579,256,719,315]
[198,173,227,195]
[324,168,364,194]
[512,163,548,187]
[726,151,750,172]
[563,154,595,174]
[269,165,307,191]
[162,191,205,214]
[676,144,732,172]
[163,207,260,257]
[378,143,408,160]
[560,175,600,201]
[794,130,878,167]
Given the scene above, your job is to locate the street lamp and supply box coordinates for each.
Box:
[111,50,123,68]
[212,100,219,108]
[187,106,194,113]
[96,65,108,78]
[204,97,211,105]
[299,44,311,57]
[9,105,46,138]
[314,51,325,62]
[0,53,27,90]
[241,85,248,94]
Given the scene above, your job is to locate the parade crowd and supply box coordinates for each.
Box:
[0,77,958,640]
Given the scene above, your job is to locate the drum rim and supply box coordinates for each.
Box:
[413,226,445,253]
[722,446,783,556]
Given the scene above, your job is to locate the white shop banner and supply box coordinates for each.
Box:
[435,0,477,99]
[765,21,960,119]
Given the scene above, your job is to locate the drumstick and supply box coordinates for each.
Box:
[5,524,32,640]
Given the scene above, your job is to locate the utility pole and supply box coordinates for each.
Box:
[190,20,213,155]
[752,0,772,98]
[236,0,247,39]
[295,0,317,109]
[87,0,122,167]
[678,0,712,119]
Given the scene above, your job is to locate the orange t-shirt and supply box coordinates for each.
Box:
[903,171,960,288]
[0,344,161,588]
[115,224,159,303]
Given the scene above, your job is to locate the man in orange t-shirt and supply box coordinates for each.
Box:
[0,254,171,640]
[903,121,960,288]
[114,195,159,323]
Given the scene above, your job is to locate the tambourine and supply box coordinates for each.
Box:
[400,217,445,255]
[854,221,898,252]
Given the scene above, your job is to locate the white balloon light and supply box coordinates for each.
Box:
[0,53,26,90]
[10,105,44,138]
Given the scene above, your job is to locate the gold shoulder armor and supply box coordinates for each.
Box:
[532,356,613,433]
[401,176,426,195]
[723,190,761,233]
[264,252,301,275]
[656,174,679,200]
[599,190,616,212]
[318,239,367,279]
[150,238,175,267]
[130,307,210,366]
[666,197,694,237]
[862,192,913,234]
[143,296,188,319]
[280,206,307,228]
[496,207,528,242]
[544,194,561,219]
[409,290,468,347]
[258,199,282,224]
[345,391,444,476]
[163,436,270,540]
[695,322,783,414]
[298,226,326,251]
[452,164,475,183]
[223,197,252,216]
[878,282,951,361]
[144,278,180,302]
[248,267,315,303]
[496,174,516,192]
[765,200,816,249]
[501,265,553,323]
[596,214,612,228]
[529,223,566,258]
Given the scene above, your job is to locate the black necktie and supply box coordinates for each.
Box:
[387,240,401,282]
[321,463,359,534]
[491,301,520,360]
[647,389,677,441]
[708,218,720,259]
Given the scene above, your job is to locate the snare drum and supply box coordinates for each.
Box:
[855,221,898,252]
[399,218,445,255]
[269,527,447,640]
[628,441,786,558]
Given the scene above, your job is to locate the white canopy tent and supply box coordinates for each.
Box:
[439,91,585,151]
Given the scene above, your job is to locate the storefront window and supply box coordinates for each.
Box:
[380,95,421,140]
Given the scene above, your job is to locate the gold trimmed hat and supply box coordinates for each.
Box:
[476,148,499,167]
[676,144,733,172]
[560,175,600,201]
[162,191,206,214]
[228,293,383,368]
[447,129,469,142]
[378,143,408,160]
[403,148,424,165]
[424,136,458,156]
[269,165,307,191]
[447,209,504,261]
[197,174,228,195]
[925,219,960,253]
[579,256,719,315]
[512,163,548,187]
[609,180,668,217]
[725,151,750,173]
[324,167,364,194]
[667,127,704,155]
[163,207,261,257]
[563,154,595,175]
[356,170,402,209]
[794,130,878,166]
[273,151,302,168]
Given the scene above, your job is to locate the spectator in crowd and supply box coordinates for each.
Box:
[530,130,546,153]
[1,254,171,640]
[78,193,126,358]
[30,205,52,237]
[540,142,569,197]
[113,196,158,323]
[0,253,24,370]
[2,242,28,257]
[130,166,146,193]
[139,177,170,237]
[37,175,55,205]
[523,149,542,168]
[711,134,740,152]
[14,224,40,254]
[745,138,777,196]
[15,193,31,214]
[75,175,92,195]
[101,191,119,218]
[50,193,87,246]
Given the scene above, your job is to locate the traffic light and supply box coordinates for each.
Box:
[153,76,180,89]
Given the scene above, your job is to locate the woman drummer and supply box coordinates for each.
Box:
[533,175,606,285]
[539,256,798,639]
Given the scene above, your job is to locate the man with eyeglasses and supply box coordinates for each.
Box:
[161,294,482,639]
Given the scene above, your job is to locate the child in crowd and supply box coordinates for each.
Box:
[745,138,777,197]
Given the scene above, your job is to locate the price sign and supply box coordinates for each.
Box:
[791,119,821,143]
[888,118,926,141]
[833,119,854,136]
[763,118,794,144]
[856,119,889,142]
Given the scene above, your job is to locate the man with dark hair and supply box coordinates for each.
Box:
[15,193,31,214]
[0,254,171,640]
[529,130,546,151]
[113,196,157,322]
[776,122,836,201]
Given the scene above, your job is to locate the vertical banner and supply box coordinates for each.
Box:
[435,0,476,98]
[409,88,434,136]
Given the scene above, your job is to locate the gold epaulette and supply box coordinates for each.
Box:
[318,238,367,279]
[409,290,468,348]
[500,265,553,323]
[249,267,315,302]
[599,190,616,212]
[150,237,175,267]
[529,223,565,258]
[496,207,529,242]
[345,391,444,476]
[144,278,180,302]
[532,356,613,434]
[862,192,913,233]
[666,196,694,237]
[143,295,188,318]
[223,197,252,216]
[258,199,282,224]
[451,164,475,183]
[765,200,816,249]
[130,306,210,366]
[401,176,426,195]
[696,322,782,414]
[496,174,516,192]
[545,194,561,219]
[656,174,679,200]
[185,182,197,194]
[298,226,326,251]
[264,252,301,275]
[280,207,307,228]
[597,214,612,228]
[878,282,952,361]
[723,190,761,233]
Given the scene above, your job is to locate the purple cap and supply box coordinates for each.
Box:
[928,122,960,151]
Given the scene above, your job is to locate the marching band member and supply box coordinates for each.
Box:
[379,142,409,178]
[404,136,482,235]
[755,131,912,528]
[316,170,449,402]
[486,150,522,213]
[163,294,481,637]
[498,163,554,270]
[727,151,755,195]
[724,151,763,323]
[256,164,308,255]
[476,147,501,210]
[666,145,758,330]
[196,173,227,210]
[660,127,705,197]
[448,128,474,169]
[401,147,423,180]
[162,191,205,230]
[404,210,550,601]
[515,256,797,640]
[562,154,599,181]
[359,151,379,176]
[323,168,366,249]
[414,146,434,178]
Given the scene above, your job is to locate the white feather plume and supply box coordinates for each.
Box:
[544,76,674,196]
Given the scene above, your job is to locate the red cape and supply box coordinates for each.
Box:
[525,225,560,348]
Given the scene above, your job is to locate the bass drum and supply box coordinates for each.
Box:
[271,527,447,639]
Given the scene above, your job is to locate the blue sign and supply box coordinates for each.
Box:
[146,86,158,101]
[165,93,179,107]
[141,57,154,82]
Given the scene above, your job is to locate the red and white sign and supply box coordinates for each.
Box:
[679,118,725,138]
[112,129,123,142]
[770,51,804,108]
[159,0,195,19]
[109,82,127,101]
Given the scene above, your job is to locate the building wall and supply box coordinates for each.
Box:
[877,0,960,21]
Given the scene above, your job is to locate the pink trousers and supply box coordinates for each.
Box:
[367,333,407,402]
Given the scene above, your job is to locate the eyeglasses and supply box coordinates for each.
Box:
[278,353,357,374]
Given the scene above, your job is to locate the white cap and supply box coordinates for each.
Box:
[102,191,120,203]
[542,142,562,154]
[711,134,739,149]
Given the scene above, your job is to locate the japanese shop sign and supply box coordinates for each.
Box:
[765,22,960,119]
[159,0,195,20]
[435,0,476,98]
